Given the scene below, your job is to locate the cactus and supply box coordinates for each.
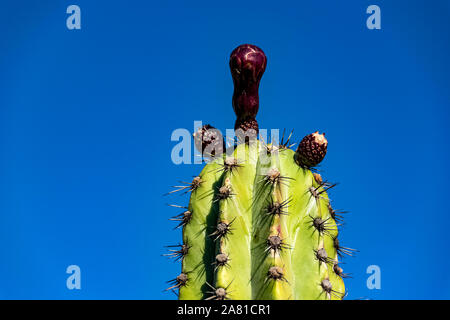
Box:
[165,44,353,300]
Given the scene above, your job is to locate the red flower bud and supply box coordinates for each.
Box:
[230,44,267,120]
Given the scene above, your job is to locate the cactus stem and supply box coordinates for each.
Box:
[172,45,349,300]
[334,237,358,258]
[164,243,190,262]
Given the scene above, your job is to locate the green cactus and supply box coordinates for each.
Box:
[165,44,353,300]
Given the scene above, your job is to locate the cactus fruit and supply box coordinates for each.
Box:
[295,132,328,168]
[193,124,225,159]
[165,44,353,300]
[230,44,267,134]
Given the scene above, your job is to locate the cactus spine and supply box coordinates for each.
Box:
[165,44,352,300]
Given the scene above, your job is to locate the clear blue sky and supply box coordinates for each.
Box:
[1,0,449,299]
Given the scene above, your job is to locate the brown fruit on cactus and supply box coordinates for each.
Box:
[295,131,328,168]
[193,124,225,158]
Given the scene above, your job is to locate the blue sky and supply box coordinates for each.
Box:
[0,0,449,299]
